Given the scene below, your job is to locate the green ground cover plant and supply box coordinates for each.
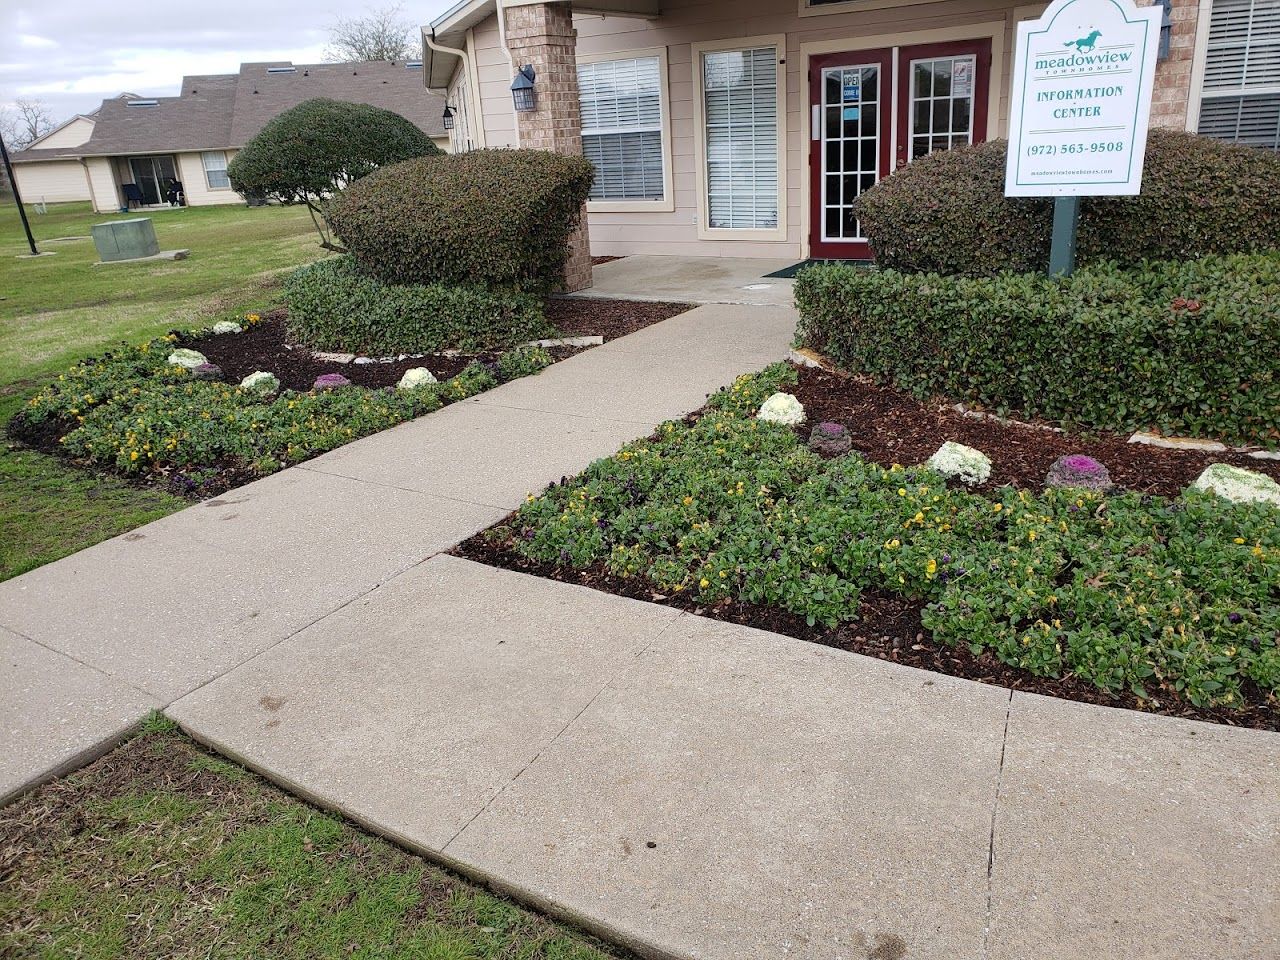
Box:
[286,257,554,354]
[854,130,1280,276]
[0,718,624,960]
[793,253,1280,448]
[1,201,324,581]
[9,317,554,488]
[498,365,1280,712]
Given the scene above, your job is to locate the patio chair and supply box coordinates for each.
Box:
[165,180,186,206]
[121,183,144,209]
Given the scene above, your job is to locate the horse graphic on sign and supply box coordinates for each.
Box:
[1065,30,1103,52]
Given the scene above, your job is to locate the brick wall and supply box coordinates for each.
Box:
[1149,0,1201,130]
[503,1,593,292]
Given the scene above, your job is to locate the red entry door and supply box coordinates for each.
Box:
[808,39,992,260]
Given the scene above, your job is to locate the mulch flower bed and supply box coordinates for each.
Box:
[791,364,1280,498]
[456,361,1280,732]
[544,296,691,342]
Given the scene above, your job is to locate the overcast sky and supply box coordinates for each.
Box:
[1,1,451,124]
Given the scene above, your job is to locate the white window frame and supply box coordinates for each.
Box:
[201,150,230,190]
[578,47,674,213]
[1189,0,1280,146]
[692,34,788,242]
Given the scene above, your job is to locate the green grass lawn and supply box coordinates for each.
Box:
[0,718,625,960]
[0,200,327,581]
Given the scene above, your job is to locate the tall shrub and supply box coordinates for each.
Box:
[854,130,1280,276]
[326,149,594,293]
[227,98,441,247]
[793,254,1280,447]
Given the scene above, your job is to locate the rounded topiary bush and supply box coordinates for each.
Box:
[228,98,440,246]
[326,149,594,293]
[855,130,1280,276]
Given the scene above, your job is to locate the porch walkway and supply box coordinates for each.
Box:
[2,299,1277,959]
[582,255,799,305]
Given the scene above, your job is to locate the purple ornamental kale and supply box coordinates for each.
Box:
[313,373,352,391]
[1045,453,1113,492]
[808,421,853,458]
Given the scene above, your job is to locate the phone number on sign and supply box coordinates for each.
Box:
[1027,142,1125,156]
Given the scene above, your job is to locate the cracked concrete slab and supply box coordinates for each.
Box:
[1,626,159,805]
[167,556,683,851]
[987,692,1280,960]
[446,612,1012,960]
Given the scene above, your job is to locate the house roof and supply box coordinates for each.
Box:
[12,60,444,163]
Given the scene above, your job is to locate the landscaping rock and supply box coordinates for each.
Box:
[167,348,208,369]
[240,371,280,394]
[925,441,992,486]
[1129,431,1228,453]
[211,320,243,335]
[1045,454,1113,492]
[757,392,805,426]
[191,362,223,381]
[809,422,852,457]
[312,351,356,364]
[397,367,438,390]
[1189,464,1280,507]
[313,373,351,391]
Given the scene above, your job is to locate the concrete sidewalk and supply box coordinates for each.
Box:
[4,294,1277,960]
[167,555,1280,960]
[0,301,796,803]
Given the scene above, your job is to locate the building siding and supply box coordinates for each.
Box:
[12,160,92,204]
[35,116,96,150]
[469,0,1201,259]
[176,150,242,207]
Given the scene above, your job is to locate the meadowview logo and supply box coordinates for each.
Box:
[1034,46,1133,71]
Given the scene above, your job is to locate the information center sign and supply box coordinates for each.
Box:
[1005,0,1162,197]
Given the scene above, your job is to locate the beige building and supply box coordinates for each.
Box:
[422,0,1278,278]
[12,61,449,213]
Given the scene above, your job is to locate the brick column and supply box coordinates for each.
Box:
[504,1,593,292]
[1148,0,1201,130]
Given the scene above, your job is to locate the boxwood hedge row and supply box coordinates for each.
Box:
[285,256,554,355]
[793,253,1280,448]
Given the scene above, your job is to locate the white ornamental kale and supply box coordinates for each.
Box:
[757,392,805,426]
[397,367,438,390]
[166,348,208,369]
[1190,463,1280,507]
[211,320,243,335]
[925,441,992,486]
[240,371,280,393]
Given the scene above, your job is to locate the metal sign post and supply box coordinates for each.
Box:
[0,132,40,257]
[1003,0,1163,277]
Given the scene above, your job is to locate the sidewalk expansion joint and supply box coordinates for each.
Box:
[440,613,684,854]
[293,465,513,512]
[982,689,1014,960]
[0,621,160,706]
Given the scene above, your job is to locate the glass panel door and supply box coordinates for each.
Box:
[808,48,891,260]
[129,158,161,206]
[906,55,977,161]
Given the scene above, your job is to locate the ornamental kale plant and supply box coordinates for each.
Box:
[10,324,553,486]
[504,364,1280,711]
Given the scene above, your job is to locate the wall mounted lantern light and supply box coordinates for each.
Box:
[511,65,537,112]
[1157,0,1173,61]
[442,104,455,130]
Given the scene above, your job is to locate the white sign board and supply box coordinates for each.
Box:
[1005,0,1162,197]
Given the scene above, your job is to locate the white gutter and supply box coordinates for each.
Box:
[424,29,470,92]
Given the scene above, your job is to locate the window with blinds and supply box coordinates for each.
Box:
[578,56,665,201]
[202,151,229,189]
[702,46,780,230]
[1197,0,1280,149]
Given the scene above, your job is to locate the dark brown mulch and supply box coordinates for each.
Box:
[544,296,693,342]
[189,310,490,392]
[591,255,624,266]
[792,365,1280,498]
[455,529,1279,732]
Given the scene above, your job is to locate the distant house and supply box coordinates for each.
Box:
[11,61,448,212]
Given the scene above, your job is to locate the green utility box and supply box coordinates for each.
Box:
[91,218,160,262]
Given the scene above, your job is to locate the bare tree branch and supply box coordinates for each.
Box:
[324,3,419,63]
[0,99,56,150]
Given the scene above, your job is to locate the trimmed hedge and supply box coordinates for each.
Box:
[326,149,594,293]
[855,130,1280,276]
[285,257,555,354]
[793,253,1280,448]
